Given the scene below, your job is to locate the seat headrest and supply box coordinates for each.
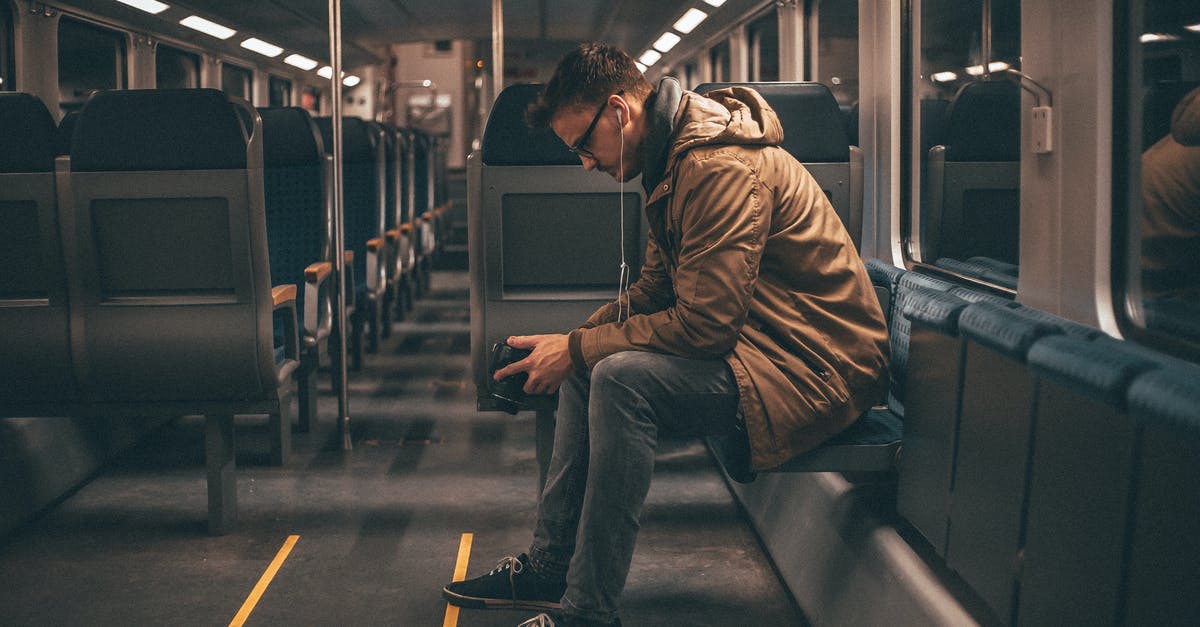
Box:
[314,117,376,163]
[258,107,325,168]
[944,80,1020,161]
[481,83,579,166]
[0,93,57,173]
[56,111,79,157]
[696,82,850,162]
[71,89,247,172]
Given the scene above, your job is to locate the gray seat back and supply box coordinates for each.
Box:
[0,93,74,406]
[469,83,646,409]
[68,88,277,403]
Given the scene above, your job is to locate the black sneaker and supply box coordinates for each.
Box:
[442,553,565,611]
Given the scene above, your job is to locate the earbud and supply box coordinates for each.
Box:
[617,109,623,125]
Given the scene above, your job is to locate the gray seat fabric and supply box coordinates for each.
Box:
[0,93,74,406]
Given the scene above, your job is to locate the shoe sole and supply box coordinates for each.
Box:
[441,587,562,611]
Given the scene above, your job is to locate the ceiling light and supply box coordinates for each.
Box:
[988,61,1010,72]
[343,75,361,87]
[932,71,957,83]
[635,62,648,73]
[965,64,984,76]
[702,0,727,6]
[673,8,708,34]
[1187,23,1200,32]
[179,15,236,40]
[241,38,283,58]
[284,54,319,71]
[318,66,333,79]
[639,50,662,66]
[115,0,169,14]
[653,32,682,53]
[1140,32,1179,43]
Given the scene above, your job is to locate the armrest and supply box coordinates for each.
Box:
[344,250,354,264]
[305,261,332,285]
[272,284,298,307]
[303,262,334,339]
[271,284,300,363]
[400,223,414,234]
[386,229,400,242]
[365,238,387,294]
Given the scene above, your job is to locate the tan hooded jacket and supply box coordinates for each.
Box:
[566,87,889,470]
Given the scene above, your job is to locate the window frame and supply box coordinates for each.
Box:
[1111,0,1200,359]
[57,15,129,113]
[155,43,201,90]
[0,0,13,91]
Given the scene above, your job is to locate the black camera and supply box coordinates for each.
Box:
[489,342,532,414]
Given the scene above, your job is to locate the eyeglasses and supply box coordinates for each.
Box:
[567,90,623,159]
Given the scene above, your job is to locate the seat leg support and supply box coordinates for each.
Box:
[205,413,237,535]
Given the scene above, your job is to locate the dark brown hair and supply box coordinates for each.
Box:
[526,43,653,129]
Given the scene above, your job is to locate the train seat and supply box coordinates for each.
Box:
[316,116,383,366]
[410,129,436,294]
[469,82,647,487]
[865,257,905,322]
[66,88,300,533]
[933,256,1018,290]
[945,301,1066,620]
[0,93,74,406]
[695,81,864,249]
[368,120,401,335]
[926,80,1020,266]
[1123,361,1200,625]
[1016,335,1169,625]
[259,106,334,432]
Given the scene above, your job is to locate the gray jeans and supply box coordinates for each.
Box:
[528,351,741,624]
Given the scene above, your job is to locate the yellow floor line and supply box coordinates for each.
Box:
[229,535,300,627]
[442,533,474,627]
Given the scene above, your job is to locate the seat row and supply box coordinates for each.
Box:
[0,89,443,534]
[865,260,1199,625]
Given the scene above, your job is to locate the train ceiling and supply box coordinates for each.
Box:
[65,0,763,71]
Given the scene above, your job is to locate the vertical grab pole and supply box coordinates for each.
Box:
[329,0,352,451]
[492,0,503,103]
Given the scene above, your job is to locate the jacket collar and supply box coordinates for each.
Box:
[639,77,683,196]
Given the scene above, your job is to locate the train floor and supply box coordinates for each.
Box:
[0,269,808,627]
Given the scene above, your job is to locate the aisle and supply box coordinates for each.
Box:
[0,270,807,626]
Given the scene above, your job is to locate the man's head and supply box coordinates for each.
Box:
[527,43,653,181]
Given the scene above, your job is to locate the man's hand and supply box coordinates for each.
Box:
[493,334,574,395]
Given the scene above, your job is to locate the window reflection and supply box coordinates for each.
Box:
[269,76,292,107]
[222,63,252,100]
[913,0,1021,288]
[58,18,127,115]
[156,45,200,90]
[1131,1,1200,346]
[1,2,13,91]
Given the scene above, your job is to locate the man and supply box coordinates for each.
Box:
[443,43,889,627]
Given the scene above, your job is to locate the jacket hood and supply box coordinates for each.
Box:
[668,87,785,161]
[1171,86,1200,146]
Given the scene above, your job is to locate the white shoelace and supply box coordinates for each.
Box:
[517,613,557,627]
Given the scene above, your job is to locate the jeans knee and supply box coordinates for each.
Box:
[590,351,656,388]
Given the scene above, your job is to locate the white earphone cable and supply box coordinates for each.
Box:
[617,109,630,322]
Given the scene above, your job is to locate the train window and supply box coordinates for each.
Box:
[909,0,1021,282]
[268,75,292,106]
[1,1,12,91]
[221,62,252,100]
[710,40,731,83]
[156,45,200,89]
[58,17,127,114]
[815,0,857,109]
[1115,0,1200,354]
[749,11,779,82]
